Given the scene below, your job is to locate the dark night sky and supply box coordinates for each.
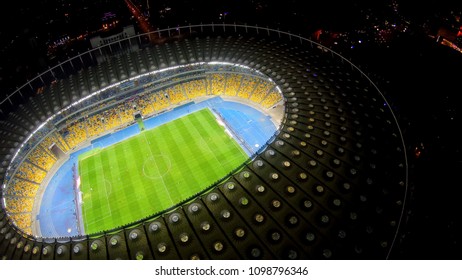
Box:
[1,0,460,95]
[1,0,462,259]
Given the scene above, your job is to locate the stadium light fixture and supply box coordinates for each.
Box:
[275,85,283,94]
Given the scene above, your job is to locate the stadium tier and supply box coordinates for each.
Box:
[0,24,407,260]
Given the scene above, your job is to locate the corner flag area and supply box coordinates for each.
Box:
[78,108,248,234]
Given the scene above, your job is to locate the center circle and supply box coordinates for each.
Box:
[143,155,172,179]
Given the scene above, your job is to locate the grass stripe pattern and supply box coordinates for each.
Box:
[78,108,248,234]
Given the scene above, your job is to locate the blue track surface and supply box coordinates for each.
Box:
[38,97,277,237]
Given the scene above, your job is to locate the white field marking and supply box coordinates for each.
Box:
[182,115,226,175]
[142,155,172,179]
[195,125,226,173]
[85,211,115,230]
[229,132,249,159]
[105,179,113,196]
[78,157,101,177]
[84,182,113,232]
[142,133,174,205]
[99,156,113,222]
[80,142,120,231]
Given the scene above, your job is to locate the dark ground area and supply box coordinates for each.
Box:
[352,30,462,260]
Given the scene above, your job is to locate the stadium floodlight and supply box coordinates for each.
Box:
[208,61,267,78]
[275,85,283,94]
[208,61,233,66]
[2,197,6,208]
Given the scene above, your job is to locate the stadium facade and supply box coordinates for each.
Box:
[0,24,407,260]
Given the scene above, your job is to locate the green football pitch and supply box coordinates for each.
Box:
[78,108,248,234]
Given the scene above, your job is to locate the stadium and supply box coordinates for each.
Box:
[0,24,407,260]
